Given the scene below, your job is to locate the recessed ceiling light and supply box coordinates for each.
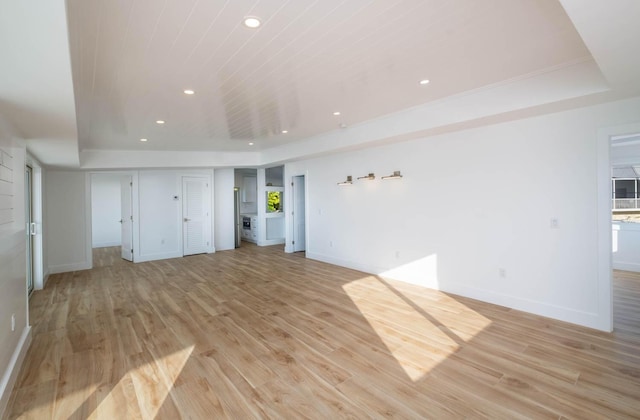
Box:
[249,142,254,146]
[419,79,430,85]
[243,17,261,28]
[333,111,341,116]
[183,89,195,95]
[281,130,288,134]
[156,120,165,124]
[140,138,148,142]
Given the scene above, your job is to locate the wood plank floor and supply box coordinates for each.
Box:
[4,245,640,419]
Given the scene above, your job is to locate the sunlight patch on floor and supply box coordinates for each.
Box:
[50,385,99,419]
[343,276,491,382]
[102,345,195,419]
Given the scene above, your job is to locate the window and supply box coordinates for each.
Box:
[266,191,283,213]
[612,177,640,223]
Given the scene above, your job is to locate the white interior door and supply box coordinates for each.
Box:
[183,176,211,256]
[292,175,306,252]
[120,176,133,261]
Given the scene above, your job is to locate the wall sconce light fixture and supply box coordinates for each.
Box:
[337,175,353,186]
[357,173,375,180]
[381,170,403,180]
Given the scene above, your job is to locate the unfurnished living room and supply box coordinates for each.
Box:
[1,0,640,418]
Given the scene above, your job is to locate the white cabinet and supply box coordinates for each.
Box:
[251,216,258,242]
[242,176,257,202]
[241,228,252,240]
[241,215,258,243]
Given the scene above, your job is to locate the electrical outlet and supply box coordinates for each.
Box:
[499,268,506,278]
[395,251,400,258]
[550,218,559,229]
[11,313,15,332]
[329,241,333,247]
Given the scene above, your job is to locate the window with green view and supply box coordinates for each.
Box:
[267,191,283,213]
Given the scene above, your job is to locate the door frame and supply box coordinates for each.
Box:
[597,121,640,332]
[286,171,309,254]
[291,174,307,252]
[86,171,139,268]
[25,165,34,295]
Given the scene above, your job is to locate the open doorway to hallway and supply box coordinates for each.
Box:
[610,133,640,272]
[90,173,132,264]
[610,132,640,331]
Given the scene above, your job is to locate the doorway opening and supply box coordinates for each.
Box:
[596,123,640,332]
[610,132,640,332]
[90,173,133,266]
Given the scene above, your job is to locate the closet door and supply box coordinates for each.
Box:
[182,176,211,256]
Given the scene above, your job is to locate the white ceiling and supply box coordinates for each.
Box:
[1,0,640,169]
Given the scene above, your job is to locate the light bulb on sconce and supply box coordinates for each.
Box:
[337,176,353,186]
[381,170,403,180]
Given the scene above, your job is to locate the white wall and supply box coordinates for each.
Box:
[214,168,235,251]
[90,173,121,248]
[137,169,214,262]
[0,117,30,417]
[46,171,91,273]
[45,169,216,268]
[138,171,182,261]
[285,97,640,331]
[612,222,640,272]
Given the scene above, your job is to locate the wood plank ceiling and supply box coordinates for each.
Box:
[67,0,591,152]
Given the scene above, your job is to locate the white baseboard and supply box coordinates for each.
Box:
[439,282,604,331]
[258,239,286,247]
[306,252,385,274]
[48,261,92,274]
[0,326,32,418]
[92,241,121,248]
[136,251,182,263]
[306,252,607,332]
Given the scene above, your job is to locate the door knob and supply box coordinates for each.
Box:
[119,219,123,224]
[184,218,191,222]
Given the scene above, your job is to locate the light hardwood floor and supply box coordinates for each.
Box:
[4,245,640,419]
